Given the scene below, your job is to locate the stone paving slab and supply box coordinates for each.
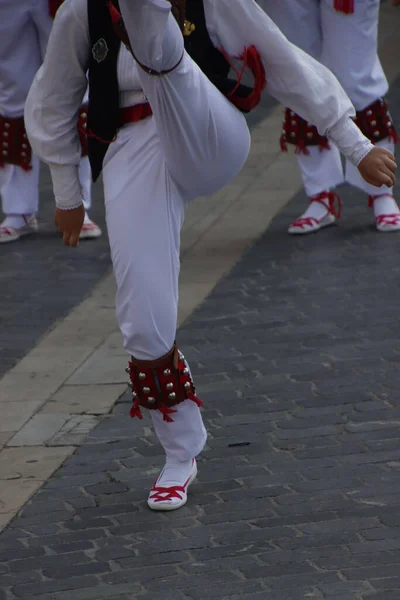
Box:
[0,71,399,600]
[0,106,276,381]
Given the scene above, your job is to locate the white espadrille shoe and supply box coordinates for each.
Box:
[288,191,341,235]
[0,215,38,244]
[147,458,197,511]
[369,194,400,233]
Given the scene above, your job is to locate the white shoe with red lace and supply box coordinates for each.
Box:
[79,216,102,240]
[369,194,400,233]
[0,215,38,244]
[288,191,341,235]
[147,458,197,511]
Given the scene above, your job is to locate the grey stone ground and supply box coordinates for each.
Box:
[0,94,275,378]
[0,174,108,377]
[1,82,400,600]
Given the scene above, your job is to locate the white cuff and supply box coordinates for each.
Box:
[49,163,84,209]
[326,116,374,167]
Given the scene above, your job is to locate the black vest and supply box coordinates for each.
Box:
[87,0,255,181]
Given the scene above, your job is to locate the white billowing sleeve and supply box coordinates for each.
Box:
[204,0,373,166]
[25,0,90,209]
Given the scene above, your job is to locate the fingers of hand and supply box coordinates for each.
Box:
[69,231,80,247]
[62,229,80,247]
[63,230,71,246]
[378,168,396,188]
[384,156,397,174]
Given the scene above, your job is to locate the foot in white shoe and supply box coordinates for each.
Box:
[147,458,197,511]
[288,191,341,235]
[79,215,102,240]
[369,194,400,232]
[0,214,38,244]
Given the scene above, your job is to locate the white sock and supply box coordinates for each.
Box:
[83,212,92,225]
[156,458,194,486]
[1,214,32,229]
[371,194,400,218]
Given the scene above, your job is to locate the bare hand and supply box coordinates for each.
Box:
[54,204,85,247]
[358,147,397,188]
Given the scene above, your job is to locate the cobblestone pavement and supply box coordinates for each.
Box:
[0,94,276,379]
[0,173,109,377]
[0,76,399,600]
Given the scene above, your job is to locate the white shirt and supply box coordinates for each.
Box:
[24,0,372,209]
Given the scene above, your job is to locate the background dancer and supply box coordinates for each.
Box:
[0,0,101,243]
[260,0,400,234]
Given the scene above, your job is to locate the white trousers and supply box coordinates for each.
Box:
[0,0,91,216]
[102,0,251,459]
[260,0,393,197]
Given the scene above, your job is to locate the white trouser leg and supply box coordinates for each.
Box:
[31,0,54,62]
[151,400,207,462]
[321,0,388,111]
[108,0,250,359]
[261,0,344,199]
[0,2,42,118]
[118,0,250,201]
[296,145,344,197]
[103,122,207,459]
[259,0,322,59]
[0,1,44,216]
[1,157,40,215]
[105,0,251,459]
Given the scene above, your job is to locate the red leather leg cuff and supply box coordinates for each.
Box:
[280,109,330,155]
[355,98,399,145]
[126,344,203,422]
[0,115,32,171]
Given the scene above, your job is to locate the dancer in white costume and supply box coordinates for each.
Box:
[0,0,101,243]
[25,0,396,510]
[260,0,400,234]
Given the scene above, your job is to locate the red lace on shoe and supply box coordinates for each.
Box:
[149,484,186,503]
[368,194,400,227]
[290,191,341,230]
[376,214,400,226]
[81,223,97,232]
[0,227,14,236]
[149,474,191,503]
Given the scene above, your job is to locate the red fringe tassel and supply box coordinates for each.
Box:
[319,138,331,152]
[130,400,143,420]
[280,136,288,153]
[188,393,204,408]
[295,140,310,156]
[222,46,266,112]
[159,406,177,423]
